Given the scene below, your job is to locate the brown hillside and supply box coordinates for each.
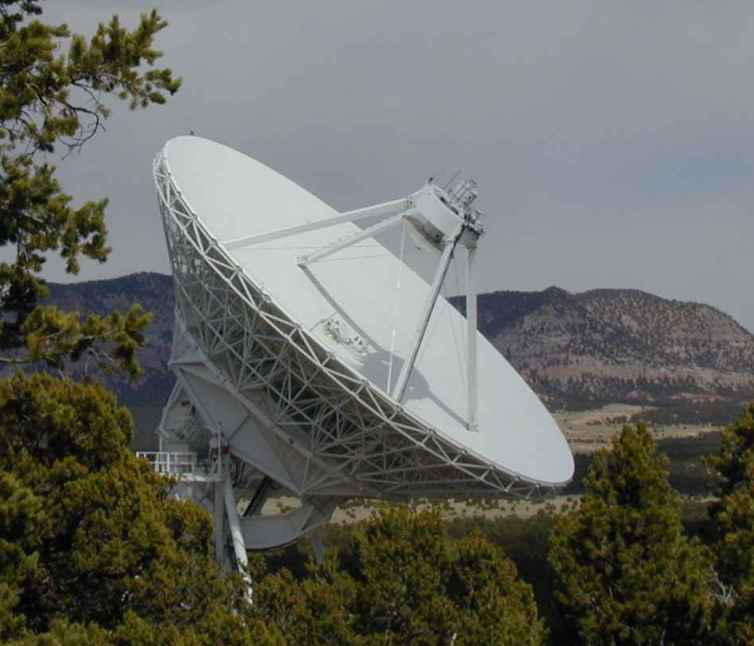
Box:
[40,273,754,423]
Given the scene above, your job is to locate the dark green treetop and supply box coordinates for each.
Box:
[708,403,754,497]
[0,372,280,644]
[548,424,715,645]
[254,504,547,646]
[0,0,180,377]
[707,403,754,644]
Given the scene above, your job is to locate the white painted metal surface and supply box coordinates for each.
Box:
[156,136,572,494]
[152,136,577,577]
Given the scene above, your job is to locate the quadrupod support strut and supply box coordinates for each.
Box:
[223,175,485,431]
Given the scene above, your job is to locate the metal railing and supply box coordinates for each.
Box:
[136,451,199,477]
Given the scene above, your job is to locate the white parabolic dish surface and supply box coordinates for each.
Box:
[163,137,574,487]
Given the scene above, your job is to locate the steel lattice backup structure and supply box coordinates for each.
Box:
[141,136,573,573]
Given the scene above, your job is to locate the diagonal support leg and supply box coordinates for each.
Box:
[392,228,462,401]
[224,477,250,573]
[244,476,272,517]
[214,473,226,565]
[465,245,478,431]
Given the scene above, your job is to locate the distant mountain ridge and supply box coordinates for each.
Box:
[47,272,176,407]
[44,272,754,421]
[452,287,754,412]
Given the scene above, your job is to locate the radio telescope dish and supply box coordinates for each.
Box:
[149,136,573,572]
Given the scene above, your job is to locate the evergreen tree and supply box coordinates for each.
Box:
[0,6,286,640]
[0,0,180,376]
[548,424,715,644]
[254,504,547,646]
[707,403,754,643]
[0,372,280,643]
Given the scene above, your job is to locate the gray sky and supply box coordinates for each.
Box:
[38,1,754,331]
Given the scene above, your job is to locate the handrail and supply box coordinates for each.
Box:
[136,451,199,476]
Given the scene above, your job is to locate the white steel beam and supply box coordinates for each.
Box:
[392,229,461,401]
[298,212,408,266]
[224,477,250,573]
[214,475,226,565]
[466,246,478,431]
[223,197,411,250]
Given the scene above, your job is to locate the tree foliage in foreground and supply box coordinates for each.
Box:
[548,424,715,645]
[0,0,180,377]
[0,372,279,644]
[707,403,754,643]
[254,504,546,646]
[0,373,549,644]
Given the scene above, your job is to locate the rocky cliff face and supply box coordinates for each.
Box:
[45,273,754,421]
[454,287,754,413]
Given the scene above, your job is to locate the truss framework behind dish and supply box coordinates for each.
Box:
[154,152,552,500]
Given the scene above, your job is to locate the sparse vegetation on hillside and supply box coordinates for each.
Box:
[454,286,754,417]
[33,274,754,440]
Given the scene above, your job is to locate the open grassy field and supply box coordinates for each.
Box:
[256,404,723,521]
[556,403,722,498]
[555,403,720,453]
